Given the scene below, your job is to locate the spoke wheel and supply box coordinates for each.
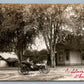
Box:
[18,64,29,75]
[39,66,50,74]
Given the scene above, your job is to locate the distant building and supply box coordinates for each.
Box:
[57,42,84,66]
[0,52,18,67]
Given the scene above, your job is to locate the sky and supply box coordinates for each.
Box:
[31,35,47,51]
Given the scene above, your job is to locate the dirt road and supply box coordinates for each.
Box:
[0,66,84,81]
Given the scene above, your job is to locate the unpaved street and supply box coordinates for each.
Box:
[0,66,84,81]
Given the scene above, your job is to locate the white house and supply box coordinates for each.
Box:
[57,43,84,66]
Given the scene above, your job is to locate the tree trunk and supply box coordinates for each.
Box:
[51,50,56,68]
[47,53,51,66]
[16,45,23,64]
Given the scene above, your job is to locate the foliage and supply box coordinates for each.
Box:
[23,49,48,64]
[0,4,84,67]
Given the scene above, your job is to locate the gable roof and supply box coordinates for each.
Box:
[57,35,84,50]
[0,52,18,59]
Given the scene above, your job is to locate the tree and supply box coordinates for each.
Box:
[0,4,83,67]
[33,4,68,67]
[22,4,73,67]
[65,4,84,35]
[38,4,84,67]
[0,4,38,63]
[63,4,84,50]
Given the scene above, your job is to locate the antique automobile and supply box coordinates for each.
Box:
[18,61,50,75]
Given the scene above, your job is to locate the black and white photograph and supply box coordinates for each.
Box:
[0,4,84,81]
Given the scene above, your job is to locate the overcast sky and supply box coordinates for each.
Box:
[31,35,47,51]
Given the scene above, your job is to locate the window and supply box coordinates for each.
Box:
[82,55,84,60]
[81,50,84,60]
[59,51,63,62]
[81,52,84,60]
[66,50,69,61]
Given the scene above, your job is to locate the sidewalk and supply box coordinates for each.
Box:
[0,67,18,70]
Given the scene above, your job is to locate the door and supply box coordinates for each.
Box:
[70,51,81,65]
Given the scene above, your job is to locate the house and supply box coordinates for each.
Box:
[0,52,18,67]
[56,36,84,66]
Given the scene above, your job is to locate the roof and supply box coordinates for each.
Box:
[0,52,18,59]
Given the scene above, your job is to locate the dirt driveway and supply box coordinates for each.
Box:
[0,66,84,81]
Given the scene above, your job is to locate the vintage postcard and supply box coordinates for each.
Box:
[0,3,84,81]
